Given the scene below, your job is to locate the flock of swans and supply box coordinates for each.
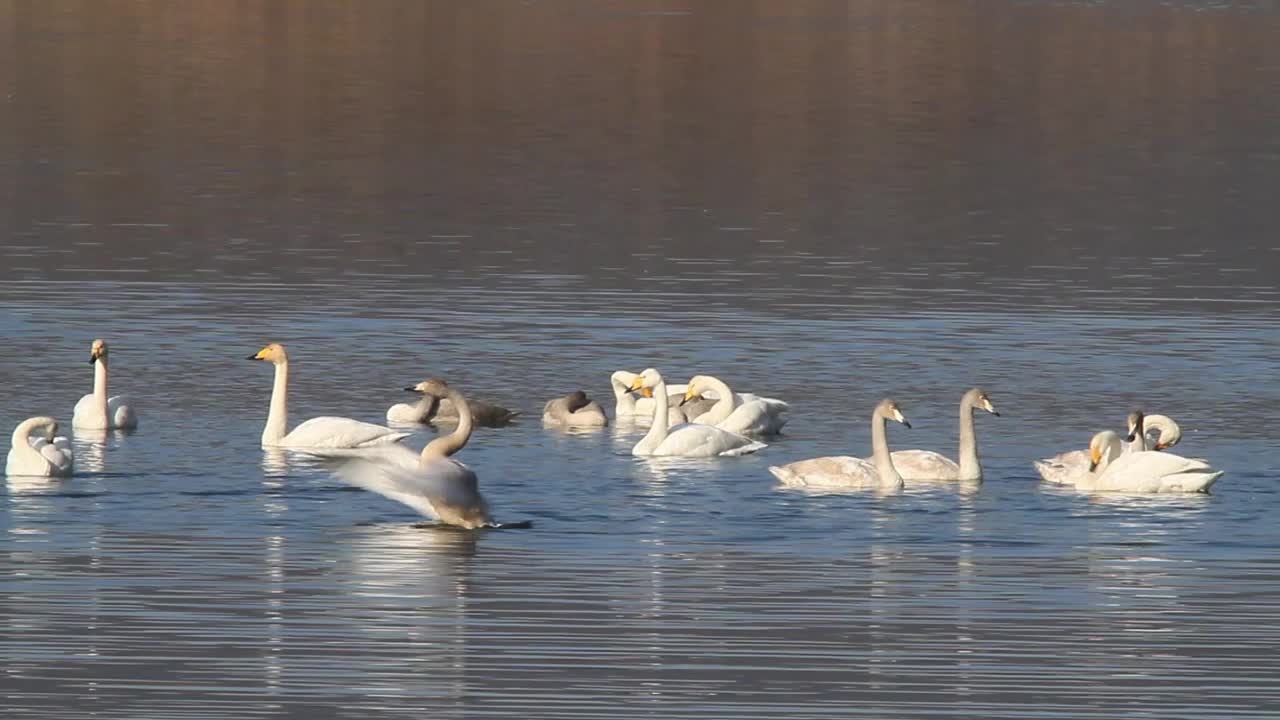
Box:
[6,340,1225,529]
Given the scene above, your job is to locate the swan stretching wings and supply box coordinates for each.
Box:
[628,369,767,457]
[1075,429,1222,494]
[769,399,910,491]
[7,416,74,477]
[883,388,998,482]
[73,339,139,430]
[249,343,408,449]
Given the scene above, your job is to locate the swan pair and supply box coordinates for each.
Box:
[330,378,515,529]
[1040,412,1221,494]
[6,416,74,477]
[611,370,789,436]
[1034,412,1181,484]
[626,369,768,457]
[770,388,999,490]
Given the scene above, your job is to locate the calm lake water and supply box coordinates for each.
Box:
[3,1,1280,718]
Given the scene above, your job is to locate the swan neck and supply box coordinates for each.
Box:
[636,379,669,452]
[11,417,51,458]
[957,397,981,481]
[93,358,109,402]
[700,376,736,425]
[610,373,636,414]
[263,361,289,445]
[1127,416,1147,453]
[424,389,472,458]
[871,411,901,486]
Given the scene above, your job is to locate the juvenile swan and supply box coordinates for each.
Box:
[628,369,767,457]
[1034,413,1182,484]
[886,388,998,482]
[73,339,139,430]
[7,416,74,477]
[542,391,609,427]
[334,379,496,529]
[1075,430,1222,494]
[249,343,409,449]
[769,399,910,490]
[684,375,789,436]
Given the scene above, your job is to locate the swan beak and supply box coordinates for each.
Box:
[627,377,645,392]
[892,408,911,428]
[246,354,260,360]
[88,354,97,364]
[1154,441,1168,450]
[982,399,999,416]
[404,386,421,393]
[681,389,697,406]
[640,387,654,398]
[1125,431,1137,442]
[1089,446,1102,471]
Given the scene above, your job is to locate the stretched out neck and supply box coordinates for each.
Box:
[870,413,901,487]
[262,361,289,445]
[957,397,982,481]
[93,359,109,401]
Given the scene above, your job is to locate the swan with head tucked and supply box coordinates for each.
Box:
[884,388,998,482]
[628,369,767,457]
[769,399,910,490]
[543,391,609,427]
[72,339,139,430]
[332,379,497,529]
[1075,429,1222,494]
[1034,412,1182,484]
[683,375,789,436]
[7,416,74,477]
[249,343,409,449]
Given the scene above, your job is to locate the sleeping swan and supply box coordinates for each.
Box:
[7,416,74,477]
[1035,412,1182,484]
[249,343,409,449]
[73,339,139,430]
[683,375,788,436]
[543,391,609,427]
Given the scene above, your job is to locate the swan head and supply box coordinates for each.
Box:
[408,378,452,398]
[43,419,59,442]
[628,368,663,391]
[565,390,591,412]
[1146,414,1182,450]
[965,387,999,416]
[682,376,710,405]
[248,343,288,364]
[1089,430,1123,472]
[876,399,911,429]
[1124,410,1145,443]
[89,339,108,364]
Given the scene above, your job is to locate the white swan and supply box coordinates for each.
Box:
[885,388,998,482]
[249,343,409,449]
[7,416,74,477]
[628,369,767,457]
[611,370,695,425]
[769,399,910,491]
[542,391,609,427]
[1034,412,1182,484]
[332,379,498,529]
[72,339,139,430]
[684,375,789,436]
[1076,430,1222,494]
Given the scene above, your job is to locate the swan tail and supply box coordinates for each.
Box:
[721,440,767,457]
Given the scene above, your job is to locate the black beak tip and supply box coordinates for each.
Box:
[404,387,420,393]
[88,357,97,364]
[991,410,1001,417]
[246,354,260,360]
[902,420,912,429]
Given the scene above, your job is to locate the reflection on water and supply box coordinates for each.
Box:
[3,0,1280,717]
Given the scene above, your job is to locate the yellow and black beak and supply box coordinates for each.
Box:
[681,388,697,406]
[247,348,268,361]
[89,349,101,364]
[1088,447,1102,472]
[628,377,645,392]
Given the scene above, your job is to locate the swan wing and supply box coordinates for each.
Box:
[1034,449,1089,484]
[769,456,877,488]
[39,444,74,475]
[717,400,788,436]
[284,416,409,449]
[654,424,766,457]
[107,395,138,429]
[889,450,960,481]
[1099,451,1224,493]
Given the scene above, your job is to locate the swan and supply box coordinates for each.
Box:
[884,388,998,482]
[72,339,139,430]
[7,416,74,477]
[1076,430,1222,494]
[331,379,500,529]
[627,368,767,457]
[611,371,695,425]
[249,343,409,449]
[542,391,609,427]
[1034,413,1182,484]
[769,399,910,490]
[388,384,518,427]
[684,375,789,436]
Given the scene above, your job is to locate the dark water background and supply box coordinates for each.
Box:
[2,1,1279,718]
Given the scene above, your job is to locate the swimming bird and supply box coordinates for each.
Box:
[1074,429,1222,494]
[542,390,609,427]
[248,343,409,449]
[7,416,74,477]
[389,382,518,427]
[684,375,789,436]
[1034,413,1182,484]
[627,368,767,457]
[72,339,139,430]
[333,378,501,529]
[883,388,998,482]
[768,399,910,491]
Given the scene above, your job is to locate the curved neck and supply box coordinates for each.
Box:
[870,411,901,486]
[957,396,981,481]
[11,417,50,457]
[424,389,472,458]
[697,376,736,425]
[1127,416,1147,453]
[635,379,669,453]
[610,373,637,413]
[262,361,289,445]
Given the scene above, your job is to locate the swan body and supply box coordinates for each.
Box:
[1035,413,1182,484]
[684,375,788,436]
[249,343,409,449]
[769,399,909,490]
[72,339,139,430]
[543,391,609,427]
[1076,430,1222,494]
[7,416,74,477]
[334,379,495,529]
[628,369,767,457]
[885,388,998,482]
